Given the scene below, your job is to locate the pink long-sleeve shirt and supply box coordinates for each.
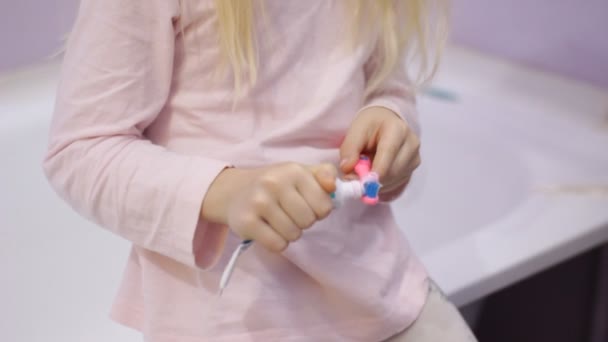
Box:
[43,1,428,341]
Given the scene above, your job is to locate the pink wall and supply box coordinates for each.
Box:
[1,0,607,87]
[451,0,608,88]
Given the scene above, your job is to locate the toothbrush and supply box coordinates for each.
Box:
[353,155,381,205]
[330,156,381,207]
[218,156,381,296]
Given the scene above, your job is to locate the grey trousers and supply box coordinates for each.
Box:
[385,281,478,342]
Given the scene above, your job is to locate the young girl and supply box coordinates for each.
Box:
[44,0,476,341]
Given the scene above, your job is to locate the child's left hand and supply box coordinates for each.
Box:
[339,106,420,201]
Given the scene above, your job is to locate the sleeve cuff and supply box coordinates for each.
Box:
[163,157,231,270]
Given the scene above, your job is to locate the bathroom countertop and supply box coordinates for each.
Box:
[392,46,608,306]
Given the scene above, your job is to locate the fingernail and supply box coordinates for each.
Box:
[340,159,349,168]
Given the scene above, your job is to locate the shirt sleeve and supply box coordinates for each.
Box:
[43,0,229,270]
[360,49,421,136]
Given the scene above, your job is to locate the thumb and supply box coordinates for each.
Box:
[308,163,337,193]
[339,123,368,174]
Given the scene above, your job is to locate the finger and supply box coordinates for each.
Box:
[308,163,337,193]
[261,203,302,242]
[383,141,416,188]
[381,173,410,194]
[339,122,369,174]
[379,178,410,202]
[372,124,407,180]
[400,133,422,174]
[279,189,317,229]
[407,135,422,171]
[296,172,334,220]
[248,219,289,253]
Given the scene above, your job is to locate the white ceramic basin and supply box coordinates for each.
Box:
[393,97,531,255]
[391,46,608,307]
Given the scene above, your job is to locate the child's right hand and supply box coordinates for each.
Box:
[201,163,337,252]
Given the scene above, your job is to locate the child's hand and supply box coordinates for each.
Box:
[202,163,337,252]
[339,106,420,199]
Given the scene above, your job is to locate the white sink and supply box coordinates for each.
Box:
[393,97,531,255]
[390,46,608,307]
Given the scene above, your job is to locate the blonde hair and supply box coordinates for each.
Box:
[213,0,449,97]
